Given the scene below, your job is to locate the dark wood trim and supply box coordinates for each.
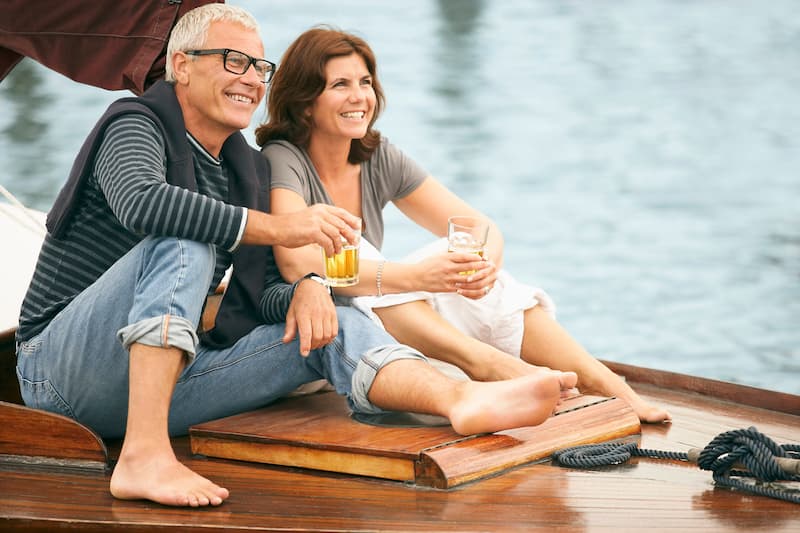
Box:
[0,401,109,470]
[0,327,21,404]
[602,359,800,416]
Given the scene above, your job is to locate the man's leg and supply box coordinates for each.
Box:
[110,344,228,506]
[360,353,578,436]
[18,236,210,436]
[17,236,230,506]
[301,309,581,436]
[107,237,231,506]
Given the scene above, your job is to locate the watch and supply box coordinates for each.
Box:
[301,272,332,296]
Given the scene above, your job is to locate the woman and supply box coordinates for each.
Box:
[255,27,670,423]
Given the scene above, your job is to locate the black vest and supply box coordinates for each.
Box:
[47,80,273,348]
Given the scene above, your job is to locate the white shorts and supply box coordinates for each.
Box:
[349,239,557,380]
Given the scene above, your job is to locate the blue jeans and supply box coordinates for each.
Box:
[16,236,425,438]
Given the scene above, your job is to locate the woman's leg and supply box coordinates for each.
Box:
[519,306,671,423]
[374,300,540,382]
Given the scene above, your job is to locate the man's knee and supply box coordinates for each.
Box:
[120,237,218,356]
[141,236,216,276]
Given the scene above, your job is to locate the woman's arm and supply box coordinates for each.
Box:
[270,188,489,298]
[393,177,504,268]
[270,188,408,296]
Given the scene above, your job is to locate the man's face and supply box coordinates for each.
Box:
[177,20,267,144]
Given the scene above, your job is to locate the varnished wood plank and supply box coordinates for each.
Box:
[194,435,416,481]
[417,397,641,488]
[191,393,640,488]
[0,401,108,470]
[190,392,466,459]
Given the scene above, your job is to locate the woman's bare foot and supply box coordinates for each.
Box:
[110,449,229,507]
[585,374,672,423]
[626,395,672,423]
[447,370,578,435]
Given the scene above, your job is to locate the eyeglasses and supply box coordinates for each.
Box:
[185,48,276,83]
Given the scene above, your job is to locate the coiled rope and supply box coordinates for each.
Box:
[552,426,800,504]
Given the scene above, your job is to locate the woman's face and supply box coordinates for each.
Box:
[308,53,376,144]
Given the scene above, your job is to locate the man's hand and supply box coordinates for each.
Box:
[283,277,338,356]
[245,204,361,257]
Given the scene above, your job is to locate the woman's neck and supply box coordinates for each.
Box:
[307,135,362,218]
[307,136,353,182]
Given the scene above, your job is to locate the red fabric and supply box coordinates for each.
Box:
[0,0,222,95]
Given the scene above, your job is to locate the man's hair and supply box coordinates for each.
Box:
[254,26,385,164]
[165,4,260,82]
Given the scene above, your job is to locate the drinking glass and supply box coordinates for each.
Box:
[447,216,489,275]
[322,228,360,287]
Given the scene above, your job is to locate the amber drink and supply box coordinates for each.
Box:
[322,230,360,287]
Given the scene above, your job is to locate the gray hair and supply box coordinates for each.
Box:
[165,4,261,82]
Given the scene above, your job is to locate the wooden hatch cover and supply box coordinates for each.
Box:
[190,392,641,489]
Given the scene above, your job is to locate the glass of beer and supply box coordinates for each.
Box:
[322,228,360,287]
[447,216,489,275]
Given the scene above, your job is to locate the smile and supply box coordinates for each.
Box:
[227,93,254,104]
[340,111,365,119]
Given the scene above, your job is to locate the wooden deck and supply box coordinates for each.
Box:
[189,393,641,489]
[1,324,798,532]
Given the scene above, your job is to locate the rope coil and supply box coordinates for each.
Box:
[552,426,800,504]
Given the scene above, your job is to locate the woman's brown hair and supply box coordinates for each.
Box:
[254,26,385,164]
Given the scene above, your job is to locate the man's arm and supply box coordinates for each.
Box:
[96,115,245,250]
[258,250,338,356]
[96,115,360,255]
[241,204,360,257]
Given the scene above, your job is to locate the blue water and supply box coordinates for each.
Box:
[1,0,798,394]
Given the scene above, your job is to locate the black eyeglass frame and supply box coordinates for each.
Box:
[185,48,276,83]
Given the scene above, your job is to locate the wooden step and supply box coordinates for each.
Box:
[190,392,641,489]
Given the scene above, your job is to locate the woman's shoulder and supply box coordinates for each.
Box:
[262,140,312,171]
[369,135,405,167]
[262,139,303,158]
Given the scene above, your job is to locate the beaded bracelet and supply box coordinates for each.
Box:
[376,261,386,297]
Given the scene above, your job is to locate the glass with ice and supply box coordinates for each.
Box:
[447,216,489,275]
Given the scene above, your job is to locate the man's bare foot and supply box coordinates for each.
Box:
[110,450,229,507]
[447,370,578,435]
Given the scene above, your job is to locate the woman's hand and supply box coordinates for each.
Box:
[413,252,498,298]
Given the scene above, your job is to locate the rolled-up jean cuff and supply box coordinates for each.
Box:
[350,344,428,415]
[117,315,199,358]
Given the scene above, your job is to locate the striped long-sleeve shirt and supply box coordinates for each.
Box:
[17,114,298,343]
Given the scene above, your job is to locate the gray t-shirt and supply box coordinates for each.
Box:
[264,137,428,250]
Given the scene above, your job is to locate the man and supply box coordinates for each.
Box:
[15,5,577,508]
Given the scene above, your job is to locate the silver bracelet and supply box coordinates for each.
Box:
[376,261,386,297]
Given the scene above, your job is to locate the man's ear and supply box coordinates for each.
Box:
[172,51,191,85]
